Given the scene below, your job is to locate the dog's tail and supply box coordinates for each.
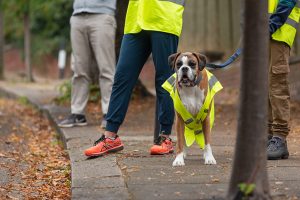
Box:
[206,48,242,70]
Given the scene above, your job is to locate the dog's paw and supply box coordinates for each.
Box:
[203,144,217,165]
[183,150,187,158]
[172,152,185,167]
[204,153,217,165]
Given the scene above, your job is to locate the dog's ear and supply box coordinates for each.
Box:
[192,53,207,71]
[168,52,181,70]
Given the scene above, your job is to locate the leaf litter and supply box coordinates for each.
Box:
[0,98,70,199]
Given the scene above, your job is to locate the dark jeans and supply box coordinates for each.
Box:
[105,30,178,135]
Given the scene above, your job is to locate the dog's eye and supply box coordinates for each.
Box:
[176,61,183,68]
[189,61,196,68]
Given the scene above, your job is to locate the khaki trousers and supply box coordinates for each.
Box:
[70,14,116,115]
[268,40,290,138]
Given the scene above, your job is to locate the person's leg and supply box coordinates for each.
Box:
[269,40,290,138]
[70,15,92,115]
[84,31,152,157]
[105,32,151,135]
[151,31,178,136]
[149,31,178,155]
[267,40,290,160]
[89,14,116,116]
[268,99,273,140]
[59,15,91,128]
[268,46,274,141]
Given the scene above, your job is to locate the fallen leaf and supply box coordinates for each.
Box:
[275,181,283,185]
[174,192,181,196]
[0,153,6,157]
[211,178,220,183]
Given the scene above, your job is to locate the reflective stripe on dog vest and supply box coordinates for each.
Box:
[162,69,223,149]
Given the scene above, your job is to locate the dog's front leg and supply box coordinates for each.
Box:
[203,110,217,165]
[173,114,186,167]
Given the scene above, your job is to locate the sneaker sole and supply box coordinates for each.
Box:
[58,122,88,128]
[150,149,174,155]
[86,144,124,157]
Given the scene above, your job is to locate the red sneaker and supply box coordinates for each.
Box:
[84,135,124,157]
[150,135,174,155]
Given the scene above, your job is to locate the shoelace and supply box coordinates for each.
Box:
[94,135,106,146]
[154,135,171,145]
[67,114,77,120]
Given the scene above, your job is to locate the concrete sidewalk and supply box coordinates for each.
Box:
[1,81,300,200]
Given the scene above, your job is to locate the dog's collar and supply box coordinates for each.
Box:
[191,73,202,87]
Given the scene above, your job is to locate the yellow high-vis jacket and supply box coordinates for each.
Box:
[269,0,300,47]
[124,0,185,36]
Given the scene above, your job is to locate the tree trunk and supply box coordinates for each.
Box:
[24,1,33,82]
[227,0,271,199]
[115,0,129,60]
[0,0,4,80]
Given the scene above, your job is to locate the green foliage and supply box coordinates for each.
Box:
[89,84,101,102]
[18,96,30,105]
[55,80,72,104]
[55,80,101,104]
[3,0,73,59]
[238,183,256,199]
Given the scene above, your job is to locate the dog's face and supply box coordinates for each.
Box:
[168,52,207,87]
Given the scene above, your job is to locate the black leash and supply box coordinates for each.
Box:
[206,48,242,70]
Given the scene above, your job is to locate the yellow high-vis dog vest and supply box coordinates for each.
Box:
[162,69,223,149]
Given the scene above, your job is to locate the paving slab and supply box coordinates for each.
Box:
[127,183,227,200]
[72,187,130,200]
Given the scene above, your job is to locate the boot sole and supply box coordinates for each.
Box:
[268,153,289,160]
[86,145,124,157]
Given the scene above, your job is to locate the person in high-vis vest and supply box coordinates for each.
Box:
[267,0,300,160]
[84,0,185,157]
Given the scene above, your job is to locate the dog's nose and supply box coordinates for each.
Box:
[181,66,188,72]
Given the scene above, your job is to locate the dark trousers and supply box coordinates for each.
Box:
[106,30,178,135]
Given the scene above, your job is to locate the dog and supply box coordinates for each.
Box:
[162,52,222,166]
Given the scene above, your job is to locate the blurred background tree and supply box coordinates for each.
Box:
[0,0,3,80]
[3,0,72,65]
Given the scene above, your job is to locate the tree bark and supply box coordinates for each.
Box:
[227,0,271,199]
[0,0,4,80]
[24,1,33,82]
[115,0,129,60]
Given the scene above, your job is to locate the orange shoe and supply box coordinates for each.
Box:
[150,135,174,155]
[84,135,124,157]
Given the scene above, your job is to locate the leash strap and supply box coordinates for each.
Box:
[206,48,242,69]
